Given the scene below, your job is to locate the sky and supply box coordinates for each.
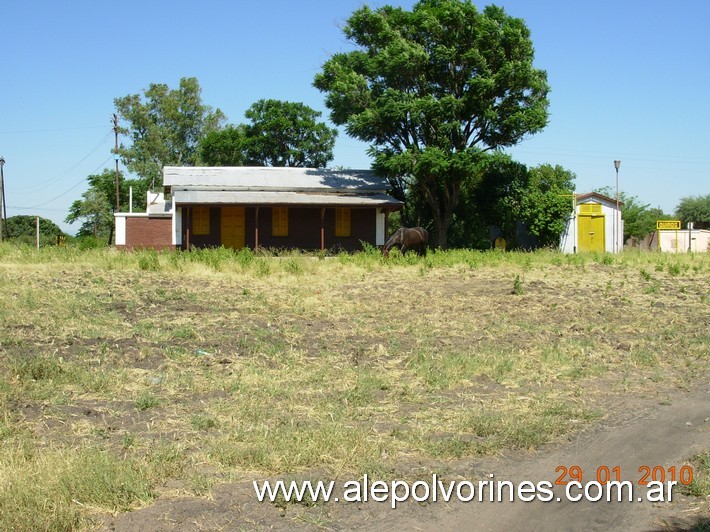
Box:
[1,0,708,235]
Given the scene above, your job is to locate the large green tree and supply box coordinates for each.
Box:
[114,77,225,188]
[314,0,549,247]
[243,99,337,167]
[448,152,526,248]
[199,125,248,166]
[448,158,573,249]
[675,194,710,230]
[199,100,337,168]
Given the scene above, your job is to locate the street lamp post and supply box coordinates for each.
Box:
[614,160,621,253]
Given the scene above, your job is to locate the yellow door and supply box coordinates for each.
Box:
[578,214,605,252]
[221,207,245,249]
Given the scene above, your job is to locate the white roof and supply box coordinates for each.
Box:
[163,166,390,192]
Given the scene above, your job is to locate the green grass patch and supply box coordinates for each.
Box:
[0,445,153,531]
[682,451,710,497]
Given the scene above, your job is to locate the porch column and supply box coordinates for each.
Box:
[185,207,191,250]
[384,208,390,244]
[320,207,325,251]
[254,206,260,251]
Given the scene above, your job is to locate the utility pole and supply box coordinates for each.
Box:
[0,156,6,242]
[614,160,621,253]
[113,114,120,211]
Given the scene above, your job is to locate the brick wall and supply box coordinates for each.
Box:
[119,217,173,250]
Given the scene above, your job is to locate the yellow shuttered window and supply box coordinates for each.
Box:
[579,203,602,215]
[272,207,289,237]
[335,208,351,237]
[192,207,210,235]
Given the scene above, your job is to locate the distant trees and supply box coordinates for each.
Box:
[65,169,146,238]
[114,77,226,188]
[4,216,66,246]
[595,186,670,242]
[66,187,111,238]
[68,76,340,241]
[199,99,337,168]
[675,194,710,229]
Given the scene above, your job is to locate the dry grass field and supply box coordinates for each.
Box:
[0,244,707,530]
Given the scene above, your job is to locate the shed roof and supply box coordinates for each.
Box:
[163,166,390,192]
[576,192,624,207]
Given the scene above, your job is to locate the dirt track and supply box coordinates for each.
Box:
[103,384,709,531]
[438,383,710,532]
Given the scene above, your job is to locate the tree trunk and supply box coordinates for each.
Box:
[427,192,456,249]
[420,176,460,249]
[436,220,449,250]
[434,211,453,250]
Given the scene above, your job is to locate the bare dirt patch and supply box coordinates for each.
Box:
[101,385,709,531]
[0,251,707,530]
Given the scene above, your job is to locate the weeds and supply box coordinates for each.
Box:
[0,446,153,531]
[191,414,217,431]
[137,250,160,271]
[682,451,709,497]
[0,244,707,528]
[135,392,160,412]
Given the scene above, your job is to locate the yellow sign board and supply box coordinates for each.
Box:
[656,220,681,230]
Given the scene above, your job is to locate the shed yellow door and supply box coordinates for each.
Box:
[578,214,605,252]
[221,207,245,249]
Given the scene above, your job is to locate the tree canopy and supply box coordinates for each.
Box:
[65,169,146,238]
[243,99,337,167]
[447,157,573,249]
[66,188,111,238]
[200,125,248,166]
[314,0,549,247]
[518,164,575,247]
[114,77,225,188]
[199,100,337,168]
[675,194,710,230]
[3,216,66,246]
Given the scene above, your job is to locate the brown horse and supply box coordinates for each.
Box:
[382,227,429,257]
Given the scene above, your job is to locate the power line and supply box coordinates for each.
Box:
[8,206,69,213]
[12,155,113,210]
[12,130,113,194]
[0,125,106,135]
[507,146,710,166]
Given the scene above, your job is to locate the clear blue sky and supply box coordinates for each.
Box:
[2,0,708,235]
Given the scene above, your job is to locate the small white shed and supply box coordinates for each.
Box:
[560,192,624,254]
[651,228,710,253]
